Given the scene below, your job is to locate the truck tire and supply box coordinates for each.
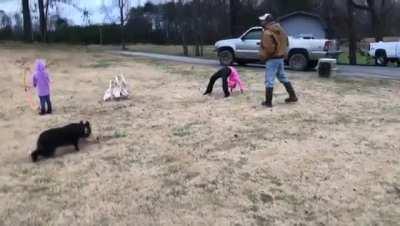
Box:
[375,50,388,66]
[218,49,234,66]
[289,53,308,71]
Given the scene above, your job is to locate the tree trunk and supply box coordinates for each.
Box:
[347,0,357,65]
[200,35,204,57]
[119,0,126,50]
[229,0,238,36]
[38,0,47,42]
[370,8,383,41]
[195,42,200,57]
[351,0,384,42]
[181,27,188,56]
[22,0,32,42]
[45,0,50,41]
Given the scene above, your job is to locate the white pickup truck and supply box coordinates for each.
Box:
[369,41,400,66]
[215,26,341,71]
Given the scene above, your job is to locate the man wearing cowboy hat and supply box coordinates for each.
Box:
[259,13,298,108]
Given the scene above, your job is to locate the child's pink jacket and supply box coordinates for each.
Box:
[228,66,245,92]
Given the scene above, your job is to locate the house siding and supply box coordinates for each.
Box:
[280,16,326,39]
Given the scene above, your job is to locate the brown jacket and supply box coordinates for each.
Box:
[259,23,289,62]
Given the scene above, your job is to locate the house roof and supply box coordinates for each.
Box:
[277,11,327,29]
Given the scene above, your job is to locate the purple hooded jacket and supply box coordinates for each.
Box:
[32,59,51,96]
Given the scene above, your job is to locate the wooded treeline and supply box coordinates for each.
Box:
[0,0,399,64]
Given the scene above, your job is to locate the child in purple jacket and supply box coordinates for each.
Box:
[32,59,52,115]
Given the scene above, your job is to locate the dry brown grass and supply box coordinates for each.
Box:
[0,43,400,226]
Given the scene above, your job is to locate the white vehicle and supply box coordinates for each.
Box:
[215,26,341,71]
[369,41,400,66]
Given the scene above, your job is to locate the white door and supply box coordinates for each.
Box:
[385,42,397,58]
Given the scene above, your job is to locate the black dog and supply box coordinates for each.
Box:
[203,67,231,97]
[31,121,91,162]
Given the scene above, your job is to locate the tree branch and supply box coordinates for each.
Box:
[383,0,396,14]
[350,0,371,11]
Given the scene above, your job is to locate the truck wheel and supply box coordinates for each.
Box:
[375,51,388,66]
[289,53,308,71]
[218,49,234,66]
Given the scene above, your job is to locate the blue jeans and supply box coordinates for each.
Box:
[265,58,289,88]
[39,95,52,113]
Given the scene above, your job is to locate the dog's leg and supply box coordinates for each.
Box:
[47,148,55,158]
[40,148,55,159]
[74,141,80,151]
[204,68,227,95]
[31,150,39,162]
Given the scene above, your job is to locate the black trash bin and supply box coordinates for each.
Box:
[318,62,332,78]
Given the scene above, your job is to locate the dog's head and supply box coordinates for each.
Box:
[80,121,91,138]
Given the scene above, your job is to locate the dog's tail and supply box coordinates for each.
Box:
[31,150,39,162]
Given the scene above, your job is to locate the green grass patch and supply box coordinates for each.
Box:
[172,122,202,137]
[338,52,374,65]
[92,60,112,68]
[113,130,128,138]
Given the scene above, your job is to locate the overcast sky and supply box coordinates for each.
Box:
[0,0,163,25]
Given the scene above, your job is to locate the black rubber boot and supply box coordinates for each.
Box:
[46,105,52,114]
[283,82,298,103]
[46,98,52,114]
[262,87,273,108]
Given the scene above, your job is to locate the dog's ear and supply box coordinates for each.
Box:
[85,121,90,127]
[80,121,84,125]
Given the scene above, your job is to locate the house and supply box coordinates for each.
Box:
[277,11,328,39]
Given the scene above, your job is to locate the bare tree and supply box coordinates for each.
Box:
[100,0,117,45]
[351,0,396,41]
[116,0,131,50]
[0,11,11,29]
[347,0,358,65]
[37,0,47,41]
[229,0,239,36]
[36,0,73,42]
[176,0,189,56]
[22,0,33,42]
[13,13,24,34]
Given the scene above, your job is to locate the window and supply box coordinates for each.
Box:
[242,30,262,40]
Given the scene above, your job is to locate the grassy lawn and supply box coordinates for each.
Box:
[1,43,400,225]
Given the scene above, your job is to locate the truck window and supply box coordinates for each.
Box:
[242,30,262,40]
